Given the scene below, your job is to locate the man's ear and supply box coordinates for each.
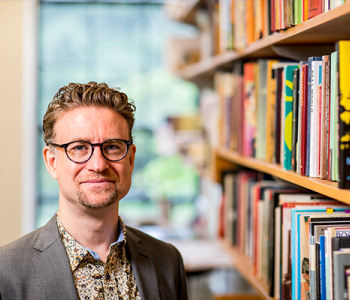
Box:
[128,144,136,172]
[43,146,58,180]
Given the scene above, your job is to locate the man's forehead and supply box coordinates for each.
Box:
[53,106,129,141]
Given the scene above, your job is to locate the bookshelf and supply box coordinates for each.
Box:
[168,1,350,299]
[176,2,350,82]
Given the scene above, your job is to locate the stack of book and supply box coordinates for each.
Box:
[215,40,350,189]
[222,170,350,300]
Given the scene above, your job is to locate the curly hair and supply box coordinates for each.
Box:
[42,82,136,144]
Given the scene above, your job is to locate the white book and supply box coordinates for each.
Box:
[274,206,281,299]
[309,60,322,177]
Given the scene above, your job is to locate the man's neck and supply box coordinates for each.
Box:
[58,201,120,263]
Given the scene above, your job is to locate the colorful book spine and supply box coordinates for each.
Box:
[309,57,322,178]
[284,65,299,170]
[319,235,326,300]
[337,40,350,189]
[292,68,300,172]
[243,62,257,157]
[308,0,323,19]
[300,63,309,176]
[320,55,330,180]
[330,51,339,181]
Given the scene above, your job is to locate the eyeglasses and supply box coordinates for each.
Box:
[49,139,133,163]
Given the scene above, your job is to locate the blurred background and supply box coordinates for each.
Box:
[0,1,256,299]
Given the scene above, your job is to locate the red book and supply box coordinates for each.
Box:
[308,0,322,19]
[271,0,276,33]
[300,64,308,176]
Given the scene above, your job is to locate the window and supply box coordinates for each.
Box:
[37,1,199,238]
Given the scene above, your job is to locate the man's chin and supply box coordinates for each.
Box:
[78,191,119,209]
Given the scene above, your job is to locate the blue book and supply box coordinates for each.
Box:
[319,235,326,300]
[306,57,322,177]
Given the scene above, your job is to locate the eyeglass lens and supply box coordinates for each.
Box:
[66,140,128,162]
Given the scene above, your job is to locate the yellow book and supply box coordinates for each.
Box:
[338,40,350,188]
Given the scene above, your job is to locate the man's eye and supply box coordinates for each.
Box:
[72,145,87,151]
[106,145,119,151]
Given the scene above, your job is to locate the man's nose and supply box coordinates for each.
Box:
[85,145,109,172]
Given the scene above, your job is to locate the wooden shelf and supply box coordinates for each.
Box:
[165,0,205,25]
[177,2,350,81]
[220,240,273,300]
[216,147,350,205]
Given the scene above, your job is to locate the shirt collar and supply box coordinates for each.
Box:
[56,211,127,270]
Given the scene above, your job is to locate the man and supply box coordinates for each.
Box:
[0,82,188,300]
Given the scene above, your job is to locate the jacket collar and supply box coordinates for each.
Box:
[32,215,79,300]
[126,226,160,300]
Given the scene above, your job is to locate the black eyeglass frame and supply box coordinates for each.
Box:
[48,138,134,163]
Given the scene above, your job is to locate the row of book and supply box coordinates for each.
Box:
[222,170,350,300]
[209,0,347,53]
[215,40,350,189]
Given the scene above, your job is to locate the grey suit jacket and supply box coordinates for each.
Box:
[0,215,188,300]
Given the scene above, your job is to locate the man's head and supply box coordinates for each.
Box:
[42,82,136,211]
[43,82,135,144]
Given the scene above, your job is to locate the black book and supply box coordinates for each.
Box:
[274,68,284,163]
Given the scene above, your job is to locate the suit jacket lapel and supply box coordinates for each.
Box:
[32,215,79,300]
[126,227,160,300]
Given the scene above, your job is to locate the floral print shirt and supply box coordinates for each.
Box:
[56,212,141,300]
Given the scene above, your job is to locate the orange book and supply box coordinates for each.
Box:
[304,0,309,21]
[246,0,255,44]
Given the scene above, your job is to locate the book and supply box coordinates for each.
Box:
[308,0,323,19]
[266,60,279,163]
[274,67,284,163]
[300,63,309,176]
[330,51,339,182]
[326,226,350,300]
[292,67,300,172]
[308,56,322,178]
[256,59,268,160]
[297,61,308,174]
[337,40,350,189]
[320,55,330,180]
[333,250,350,300]
[243,62,257,157]
[283,64,299,170]
[320,235,326,300]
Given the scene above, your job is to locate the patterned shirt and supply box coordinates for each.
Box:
[56,212,141,300]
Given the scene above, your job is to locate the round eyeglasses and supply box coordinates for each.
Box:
[49,139,133,163]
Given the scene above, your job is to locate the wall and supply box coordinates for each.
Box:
[0,1,23,246]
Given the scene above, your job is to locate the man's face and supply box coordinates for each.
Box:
[43,106,136,210]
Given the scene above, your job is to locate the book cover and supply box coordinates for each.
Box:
[246,0,255,44]
[256,59,268,160]
[308,0,322,19]
[337,41,350,189]
[330,51,339,182]
[266,60,279,163]
[298,61,308,174]
[271,0,276,32]
[317,72,322,178]
[300,63,309,176]
[234,0,247,50]
[274,67,284,163]
[333,251,350,300]
[284,65,299,170]
[294,0,302,24]
[308,57,322,178]
[319,235,326,300]
[292,67,300,172]
[326,226,350,300]
[304,0,309,21]
[243,62,257,157]
[320,55,330,180]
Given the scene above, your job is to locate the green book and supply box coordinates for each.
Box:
[284,65,299,170]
